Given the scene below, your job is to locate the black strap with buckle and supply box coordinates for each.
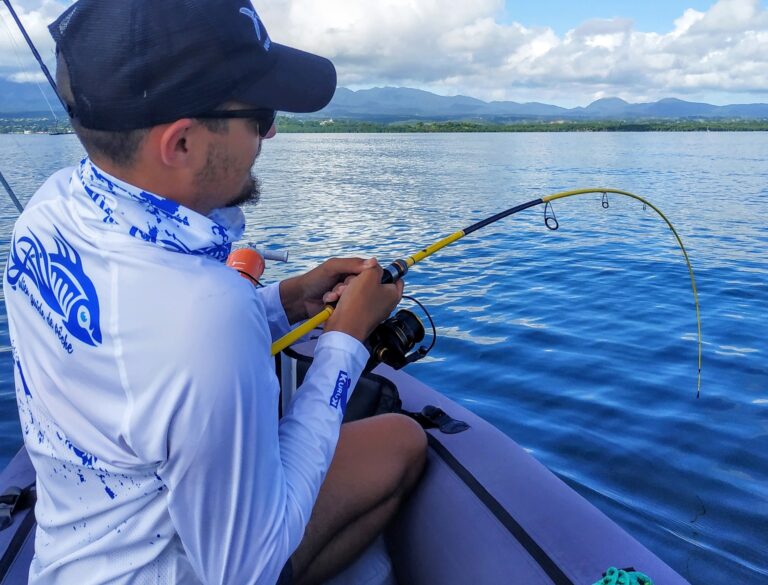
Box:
[403,405,470,434]
[0,482,36,531]
[0,481,37,580]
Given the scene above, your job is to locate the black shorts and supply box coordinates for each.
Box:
[276,559,293,585]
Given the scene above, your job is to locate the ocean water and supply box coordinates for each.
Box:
[0,131,766,584]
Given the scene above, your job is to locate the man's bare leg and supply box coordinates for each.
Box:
[290,413,427,585]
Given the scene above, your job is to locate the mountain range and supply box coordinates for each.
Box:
[0,78,65,117]
[1,78,767,121]
[317,87,768,121]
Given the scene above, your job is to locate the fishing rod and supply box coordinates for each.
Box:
[271,188,702,398]
[0,170,23,213]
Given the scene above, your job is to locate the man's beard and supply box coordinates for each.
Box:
[196,142,262,210]
[227,171,261,208]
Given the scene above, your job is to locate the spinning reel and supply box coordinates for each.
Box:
[365,298,436,372]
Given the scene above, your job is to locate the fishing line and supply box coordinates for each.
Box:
[272,188,702,398]
[401,294,437,359]
[0,6,58,122]
[1,0,67,113]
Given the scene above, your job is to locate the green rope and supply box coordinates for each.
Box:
[592,567,654,585]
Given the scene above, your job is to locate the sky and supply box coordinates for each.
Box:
[1,0,767,107]
[500,1,719,35]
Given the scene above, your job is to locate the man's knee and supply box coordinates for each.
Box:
[374,413,427,492]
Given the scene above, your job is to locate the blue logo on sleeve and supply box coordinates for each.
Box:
[330,371,351,414]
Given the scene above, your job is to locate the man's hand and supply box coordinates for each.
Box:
[278,258,374,324]
[279,258,403,342]
[325,259,404,341]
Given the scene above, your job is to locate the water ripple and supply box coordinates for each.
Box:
[1,132,767,583]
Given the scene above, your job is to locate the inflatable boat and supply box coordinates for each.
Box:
[0,337,690,585]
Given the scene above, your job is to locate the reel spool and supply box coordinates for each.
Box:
[366,309,428,371]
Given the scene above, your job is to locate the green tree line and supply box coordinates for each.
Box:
[2,115,768,135]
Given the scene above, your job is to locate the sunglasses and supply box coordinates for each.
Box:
[194,108,276,137]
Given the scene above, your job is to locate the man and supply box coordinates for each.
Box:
[2,1,427,584]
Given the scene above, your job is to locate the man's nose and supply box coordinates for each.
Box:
[264,123,277,139]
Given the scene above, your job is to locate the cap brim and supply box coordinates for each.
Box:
[234,43,337,113]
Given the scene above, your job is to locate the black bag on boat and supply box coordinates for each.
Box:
[279,348,403,422]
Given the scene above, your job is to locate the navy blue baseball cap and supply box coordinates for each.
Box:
[49,0,336,131]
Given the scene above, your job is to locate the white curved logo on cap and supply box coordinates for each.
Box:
[239,7,270,50]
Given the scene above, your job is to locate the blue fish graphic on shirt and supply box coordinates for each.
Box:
[7,227,102,346]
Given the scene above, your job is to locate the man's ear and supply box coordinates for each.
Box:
[156,119,196,168]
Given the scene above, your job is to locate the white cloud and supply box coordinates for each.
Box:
[259,0,768,104]
[694,0,764,32]
[671,8,707,38]
[0,1,63,71]
[1,0,767,106]
[7,70,45,82]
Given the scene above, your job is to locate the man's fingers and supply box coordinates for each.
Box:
[322,284,347,303]
[323,259,407,341]
[320,262,380,303]
[384,279,404,311]
[323,257,369,278]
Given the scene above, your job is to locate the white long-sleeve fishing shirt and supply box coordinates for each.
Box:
[2,159,368,584]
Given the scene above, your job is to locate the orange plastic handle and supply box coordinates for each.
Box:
[226,248,265,284]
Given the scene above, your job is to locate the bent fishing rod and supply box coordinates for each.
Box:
[271,188,702,397]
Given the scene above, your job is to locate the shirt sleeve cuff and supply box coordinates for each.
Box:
[256,282,291,340]
[314,330,370,370]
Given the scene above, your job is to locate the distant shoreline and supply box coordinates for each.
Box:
[2,116,768,134]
